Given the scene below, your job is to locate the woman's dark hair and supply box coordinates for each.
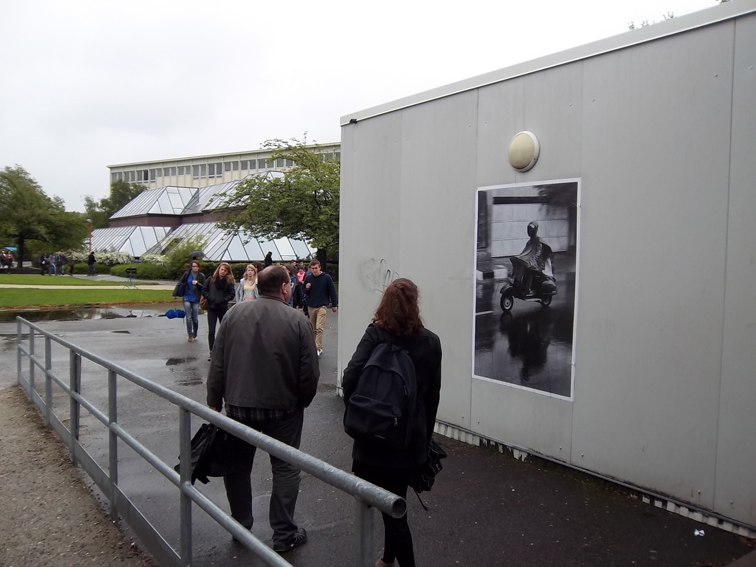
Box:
[257,266,290,295]
[373,278,423,336]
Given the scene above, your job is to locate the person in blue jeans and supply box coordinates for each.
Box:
[175,260,206,342]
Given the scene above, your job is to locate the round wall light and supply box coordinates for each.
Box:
[508,131,540,172]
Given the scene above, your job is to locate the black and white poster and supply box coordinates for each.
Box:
[473,179,580,399]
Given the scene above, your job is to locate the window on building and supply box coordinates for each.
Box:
[111,173,117,182]
[193,165,200,178]
[200,164,207,177]
[137,170,144,182]
[171,167,177,176]
[335,152,341,160]
[258,159,267,169]
[162,168,169,177]
[150,169,157,181]
[208,163,222,177]
[224,162,231,172]
[129,171,136,182]
[232,161,238,171]
[240,160,249,170]
[275,158,284,167]
[324,153,334,161]
[286,159,294,167]
[116,172,123,182]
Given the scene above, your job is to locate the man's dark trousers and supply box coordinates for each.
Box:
[223,408,304,545]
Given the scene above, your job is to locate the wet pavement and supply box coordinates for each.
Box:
[475,269,576,398]
[0,314,753,566]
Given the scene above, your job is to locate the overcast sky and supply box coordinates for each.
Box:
[0,0,721,211]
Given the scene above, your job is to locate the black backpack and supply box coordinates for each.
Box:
[344,341,417,451]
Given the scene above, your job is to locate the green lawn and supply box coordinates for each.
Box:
[0,288,174,308]
[0,274,157,286]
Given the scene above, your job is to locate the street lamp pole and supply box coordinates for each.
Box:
[85,219,92,254]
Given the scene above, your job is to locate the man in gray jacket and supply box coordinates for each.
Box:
[207,265,319,553]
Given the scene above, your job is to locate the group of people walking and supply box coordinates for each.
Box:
[175,258,338,360]
[202,262,442,566]
[37,251,96,276]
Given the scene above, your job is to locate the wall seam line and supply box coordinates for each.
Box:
[712,17,738,514]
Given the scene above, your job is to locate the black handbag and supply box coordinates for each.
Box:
[410,438,447,510]
[174,423,239,484]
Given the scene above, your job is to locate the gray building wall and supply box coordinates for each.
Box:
[339,5,756,527]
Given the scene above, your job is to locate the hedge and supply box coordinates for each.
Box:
[110,263,170,280]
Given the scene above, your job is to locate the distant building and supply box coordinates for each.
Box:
[91,144,339,262]
[107,144,340,189]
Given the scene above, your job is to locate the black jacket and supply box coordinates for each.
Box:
[175,270,206,299]
[202,276,235,310]
[342,323,442,469]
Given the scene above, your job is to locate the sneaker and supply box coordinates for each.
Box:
[187,336,193,343]
[192,332,197,339]
[272,528,307,553]
[317,349,323,357]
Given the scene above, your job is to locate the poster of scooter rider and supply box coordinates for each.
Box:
[473,179,580,399]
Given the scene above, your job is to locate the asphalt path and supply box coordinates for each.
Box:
[0,314,752,566]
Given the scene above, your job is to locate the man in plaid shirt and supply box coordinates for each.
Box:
[207,265,319,553]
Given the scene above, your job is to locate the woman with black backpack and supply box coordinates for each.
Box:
[342,278,443,567]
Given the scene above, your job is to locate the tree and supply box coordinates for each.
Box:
[84,180,147,229]
[84,196,110,229]
[0,165,89,263]
[221,138,340,265]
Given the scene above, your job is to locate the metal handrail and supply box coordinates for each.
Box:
[15,316,405,567]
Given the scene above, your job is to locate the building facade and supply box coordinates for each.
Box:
[338,2,756,532]
[107,144,340,189]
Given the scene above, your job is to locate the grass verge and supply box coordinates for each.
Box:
[0,289,174,308]
[0,275,157,286]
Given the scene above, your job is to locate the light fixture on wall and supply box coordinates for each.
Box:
[508,131,540,172]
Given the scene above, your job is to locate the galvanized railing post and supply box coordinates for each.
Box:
[179,407,193,567]
[16,318,22,385]
[357,499,374,567]
[28,329,35,395]
[108,369,118,522]
[45,337,52,427]
[69,351,81,465]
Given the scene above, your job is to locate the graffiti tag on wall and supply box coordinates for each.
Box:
[360,258,399,293]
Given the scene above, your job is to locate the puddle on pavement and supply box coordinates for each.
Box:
[0,304,169,323]
[166,356,198,366]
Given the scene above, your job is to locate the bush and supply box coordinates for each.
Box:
[88,251,134,266]
[110,263,169,280]
[73,263,89,274]
[139,254,168,266]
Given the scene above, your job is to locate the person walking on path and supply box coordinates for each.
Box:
[176,260,205,342]
[68,253,75,276]
[206,265,319,553]
[39,253,47,276]
[234,264,259,304]
[202,262,235,358]
[342,278,442,567]
[87,252,96,276]
[48,252,56,276]
[264,251,273,268]
[304,259,337,356]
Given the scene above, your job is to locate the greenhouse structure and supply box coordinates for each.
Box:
[90,174,315,262]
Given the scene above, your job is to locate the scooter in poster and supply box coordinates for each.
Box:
[499,222,557,312]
